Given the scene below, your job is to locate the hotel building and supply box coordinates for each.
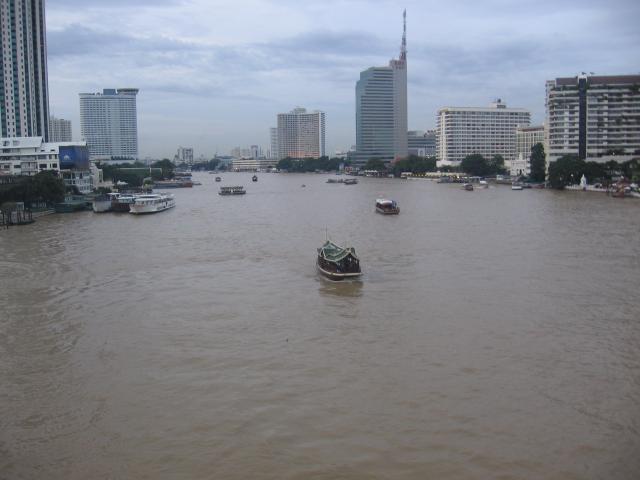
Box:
[0,0,50,140]
[436,100,530,165]
[511,125,545,176]
[546,74,640,164]
[277,108,325,159]
[79,88,139,161]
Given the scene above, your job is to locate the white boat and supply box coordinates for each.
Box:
[511,184,523,191]
[479,180,489,188]
[129,193,175,214]
[375,198,400,214]
[92,195,112,213]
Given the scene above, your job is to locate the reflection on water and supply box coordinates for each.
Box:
[1,172,639,480]
[317,278,363,298]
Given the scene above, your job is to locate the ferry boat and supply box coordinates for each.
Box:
[92,194,113,213]
[375,198,400,214]
[316,240,362,281]
[219,186,246,195]
[110,193,137,212]
[129,193,175,214]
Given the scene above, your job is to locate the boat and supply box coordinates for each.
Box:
[463,183,474,191]
[327,178,344,184]
[153,179,193,188]
[343,178,358,185]
[110,193,137,212]
[219,186,246,195]
[252,175,258,182]
[215,177,222,182]
[92,194,113,213]
[129,193,175,214]
[511,183,524,191]
[54,195,90,213]
[316,240,362,281]
[375,198,400,214]
[479,180,489,188]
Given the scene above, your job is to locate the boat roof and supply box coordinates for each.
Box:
[318,240,359,262]
[376,198,396,204]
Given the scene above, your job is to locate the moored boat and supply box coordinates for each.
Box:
[110,193,137,212]
[154,179,193,188]
[511,183,524,191]
[219,186,246,195]
[479,180,489,188]
[375,198,400,214]
[129,193,175,214]
[92,194,113,213]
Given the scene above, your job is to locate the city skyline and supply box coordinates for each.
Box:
[45,0,639,158]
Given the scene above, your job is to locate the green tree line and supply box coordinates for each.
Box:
[0,172,66,208]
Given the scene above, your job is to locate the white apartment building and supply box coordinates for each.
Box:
[546,74,640,164]
[49,116,72,142]
[79,88,139,161]
[277,108,326,159]
[231,158,277,171]
[176,146,194,165]
[0,0,49,140]
[511,125,545,176]
[0,136,94,193]
[436,100,531,165]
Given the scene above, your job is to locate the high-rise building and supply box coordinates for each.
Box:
[408,130,436,157]
[0,0,49,140]
[546,74,640,164]
[175,146,194,165]
[355,10,408,165]
[49,116,72,142]
[269,127,278,160]
[277,108,325,159]
[511,125,544,176]
[436,100,530,165]
[79,88,139,161]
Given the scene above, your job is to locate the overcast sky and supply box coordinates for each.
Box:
[46,0,639,159]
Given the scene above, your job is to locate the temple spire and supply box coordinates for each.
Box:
[400,9,407,61]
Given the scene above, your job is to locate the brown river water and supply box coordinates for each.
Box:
[1,172,639,479]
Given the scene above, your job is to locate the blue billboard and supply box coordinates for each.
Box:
[59,145,90,170]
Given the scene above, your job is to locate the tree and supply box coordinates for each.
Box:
[460,154,489,176]
[547,155,585,189]
[530,143,546,182]
[391,155,437,176]
[489,154,506,174]
[31,171,66,205]
[364,158,386,172]
[151,159,175,179]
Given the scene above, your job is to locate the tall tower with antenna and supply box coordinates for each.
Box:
[355,10,408,164]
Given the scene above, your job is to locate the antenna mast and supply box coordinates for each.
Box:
[400,9,407,61]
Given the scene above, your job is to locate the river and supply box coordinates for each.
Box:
[1,172,639,479]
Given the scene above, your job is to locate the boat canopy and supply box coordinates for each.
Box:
[376,198,396,205]
[318,240,359,262]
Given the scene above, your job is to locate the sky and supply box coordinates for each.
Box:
[46,0,640,159]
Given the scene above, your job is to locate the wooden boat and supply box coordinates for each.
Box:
[316,240,362,280]
[219,186,246,195]
[375,198,400,214]
[463,183,474,191]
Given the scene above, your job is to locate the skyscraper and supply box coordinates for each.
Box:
[79,88,139,160]
[0,0,50,140]
[277,108,325,159]
[269,127,278,160]
[546,74,640,164]
[355,10,408,165]
[49,116,72,142]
